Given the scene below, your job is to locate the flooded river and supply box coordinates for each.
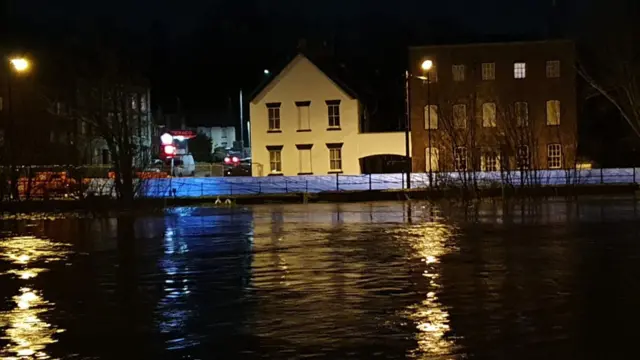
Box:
[0,197,639,359]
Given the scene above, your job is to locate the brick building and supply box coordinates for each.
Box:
[408,40,577,173]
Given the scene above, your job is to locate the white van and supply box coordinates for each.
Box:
[172,155,196,177]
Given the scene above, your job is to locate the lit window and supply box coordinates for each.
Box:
[482,63,495,80]
[483,151,499,172]
[514,62,526,79]
[454,146,467,171]
[131,94,138,110]
[424,105,438,129]
[546,100,561,125]
[453,104,466,129]
[517,145,531,169]
[327,143,343,172]
[482,102,497,127]
[546,60,560,78]
[326,100,341,128]
[452,65,465,81]
[141,94,148,112]
[515,101,529,127]
[547,144,562,169]
[269,149,282,173]
[267,103,281,131]
[425,147,439,172]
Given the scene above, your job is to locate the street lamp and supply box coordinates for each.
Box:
[9,58,30,73]
[421,59,435,188]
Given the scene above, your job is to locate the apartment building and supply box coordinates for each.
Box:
[408,40,577,172]
[249,54,407,176]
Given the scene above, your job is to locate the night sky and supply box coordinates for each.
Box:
[4,0,576,116]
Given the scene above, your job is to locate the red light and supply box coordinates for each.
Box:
[164,145,176,156]
[224,157,231,164]
[232,156,239,163]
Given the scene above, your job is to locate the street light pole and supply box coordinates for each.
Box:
[421,59,434,189]
[405,71,411,190]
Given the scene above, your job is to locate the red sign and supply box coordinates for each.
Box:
[169,130,196,139]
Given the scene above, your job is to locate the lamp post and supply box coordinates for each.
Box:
[421,60,434,188]
[4,57,31,200]
[404,71,411,190]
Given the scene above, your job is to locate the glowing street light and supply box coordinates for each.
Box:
[264,69,270,75]
[421,60,433,71]
[10,58,30,73]
[160,133,173,145]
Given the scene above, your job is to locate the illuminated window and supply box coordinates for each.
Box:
[547,144,562,169]
[515,101,529,127]
[517,145,531,169]
[453,104,467,129]
[546,60,560,78]
[266,103,281,131]
[482,102,497,127]
[483,151,499,172]
[426,147,439,172]
[269,149,282,173]
[482,63,495,80]
[546,100,561,125]
[326,100,341,128]
[141,94,148,112]
[454,146,467,171]
[424,105,438,129]
[326,143,343,172]
[514,62,526,79]
[452,65,465,81]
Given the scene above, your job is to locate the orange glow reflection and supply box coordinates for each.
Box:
[397,218,461,359]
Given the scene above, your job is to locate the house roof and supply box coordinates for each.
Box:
[248,53,359,103]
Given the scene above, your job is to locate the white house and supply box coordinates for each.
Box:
[249,54,409,176]
[196,126,236,149]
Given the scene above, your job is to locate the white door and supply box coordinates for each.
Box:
[425,147,439,172]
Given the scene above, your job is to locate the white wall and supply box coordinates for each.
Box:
[250,55,408,176]
[197,126,236,150]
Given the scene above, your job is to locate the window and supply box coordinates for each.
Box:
[424,105,438,129]
[0,96,4,110]
[546,100,561,125]
[517,145,531,169]
[268,147,283,173]
[296,101,311,131]
[425,147,439,172]
[326,100,341,128]
[515,101,529,127]
[141,94,148,112]
[514,62,526,79]
[482,63,495,80]
[326,143,343,172]
[547,144,562,169]
[482,102,497,127]
[267,103,281,131]
[296,144,313,174]
[131,94,138,110]
[81,121,88,135]
[453,104,467,129]
[482,151,500,172]
[454,147,468,171]
[546,60,560,78]
[452,65,465,81]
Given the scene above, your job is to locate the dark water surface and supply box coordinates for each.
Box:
[1,197,640,359]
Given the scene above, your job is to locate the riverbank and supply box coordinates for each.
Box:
[0,184,638,213]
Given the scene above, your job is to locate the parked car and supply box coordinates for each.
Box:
[224,158,252,177]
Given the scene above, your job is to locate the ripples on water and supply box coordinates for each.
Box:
[0,198,639,359]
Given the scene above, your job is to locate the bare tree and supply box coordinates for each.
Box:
[578,0,640,139]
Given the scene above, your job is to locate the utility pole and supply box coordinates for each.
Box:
[404,71,411,190]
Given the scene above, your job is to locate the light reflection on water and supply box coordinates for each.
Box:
[0,198,639,358]
[0,235,71,359]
